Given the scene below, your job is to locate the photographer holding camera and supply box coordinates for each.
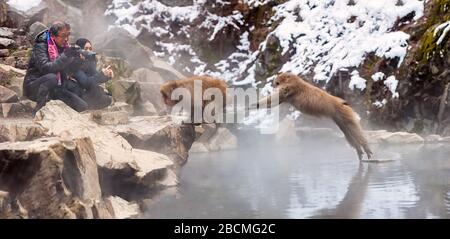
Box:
[23,21,89,114]
[65,38,114,110]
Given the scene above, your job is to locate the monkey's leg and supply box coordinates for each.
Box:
[332,105,373,160]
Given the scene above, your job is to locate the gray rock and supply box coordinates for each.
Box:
[104,196,140,219]
[424,134,442,142]
[190,126,237,152]
[0,137,112,218]
[113,116,196,165]
[131,68,164,83]
[135,101,158,116]
[105,102,134,115]
[94,27,154,70]
[0,37,15,49]
[89,110,129,125]
[0,100,35,118]
[365,130,425,144]
[0,85,18,103]
[138,82,168,115]
[207,127,238,151]
[107,79,141,105]
[150,56,185,80]
[0,63,26,76]
[93,28,185,81]
[6,1,47,29]
[0,27,14,38]
[0,117,44,143]
[0,56,15,66]
[34,100,175,191]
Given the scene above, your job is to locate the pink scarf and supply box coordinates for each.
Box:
[47,31,68,85]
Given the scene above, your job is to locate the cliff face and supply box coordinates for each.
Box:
[392,0,450,134]
[106,0,450,135]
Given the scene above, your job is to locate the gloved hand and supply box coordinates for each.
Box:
[64,46,81,58]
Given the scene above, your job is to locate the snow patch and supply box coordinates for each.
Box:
[384,75,399,98]
[349,70,366,91]
[7,0,41,12]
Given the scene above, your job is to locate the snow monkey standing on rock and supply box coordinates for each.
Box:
[160,76,228,124]
[254,73,373,160]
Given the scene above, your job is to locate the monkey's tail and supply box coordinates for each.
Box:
[332,104,373,160]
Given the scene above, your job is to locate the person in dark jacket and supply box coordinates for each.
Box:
[65,38,113,110]
[23,21,88,115]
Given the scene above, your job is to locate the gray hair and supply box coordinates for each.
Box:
[49,21,71,36]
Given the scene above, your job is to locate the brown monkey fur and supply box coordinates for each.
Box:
[255,73,373,160]
[160,76,228,123]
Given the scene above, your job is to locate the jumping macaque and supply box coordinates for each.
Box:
[160,76,228,124]
[254,73,373,160]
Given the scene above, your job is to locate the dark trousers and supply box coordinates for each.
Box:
[69,70,112,110]
[24,73,88,114]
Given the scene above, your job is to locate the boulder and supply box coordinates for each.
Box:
[134,101,158,116]
[440,137,450,142]
[0,63,26,76]
[424,134,443,143]
[190,141,210,153]
[113,116,196,165]
[130,68,164,83]
[150,56,185,80]
[0,137,113,218]
[105,196,140,219]
[89,110,129,126]
[0,100,35,118]
[207,127,238,151]
[0,85,18,103]
[11,49,31,58]
[94,27,154,70]
[106,79,141,105]
[93,28,185,81]
[365,130,425,144]
[125,68,168,115]
[0,27,13,38]
[42,0,81,35]
[34,100,175,192]
[5,1,47,30]
[138,82,167,115]
[105,102,133,115]
[0,37,15,49]
[0,118,45,143]
[190,126,237,153]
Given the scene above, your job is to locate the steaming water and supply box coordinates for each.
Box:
[145,138,450,219]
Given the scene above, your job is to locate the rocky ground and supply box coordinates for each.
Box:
[1,0,450,219]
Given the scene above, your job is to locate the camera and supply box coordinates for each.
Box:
[69,45,97,60]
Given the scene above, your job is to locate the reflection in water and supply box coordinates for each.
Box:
[145,141,450,219]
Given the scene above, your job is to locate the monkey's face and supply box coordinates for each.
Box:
[160,82,178,107]
[273,73,297,88]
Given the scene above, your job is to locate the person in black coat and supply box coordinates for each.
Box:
[23,21,88,115]
[65,38,114,110]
